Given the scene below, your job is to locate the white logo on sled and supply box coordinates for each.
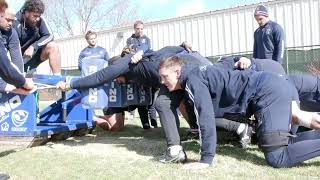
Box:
[1,122,9,131]
[11,110,28,127]
[140,89,146,103]
[0,114,9,124]
[0,95,21,116]
[126,85,134,101]
[109,82,117,102]
[88,88,98,103]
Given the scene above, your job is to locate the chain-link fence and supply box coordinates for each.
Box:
[284,45,320,74]
[209,45,320,75]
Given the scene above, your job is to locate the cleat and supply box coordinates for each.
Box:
[159,147,187,163]
[151,119,158,128]
[143,123,151,130]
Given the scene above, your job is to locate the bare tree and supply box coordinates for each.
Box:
[42,0,140,38]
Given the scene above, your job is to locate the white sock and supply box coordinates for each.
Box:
[292,101,312,128]
[236,123,246,135]
[169,145,182,156]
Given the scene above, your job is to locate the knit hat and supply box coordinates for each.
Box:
[254,5,269,17]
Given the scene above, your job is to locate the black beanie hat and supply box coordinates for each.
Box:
[254,5,269,17]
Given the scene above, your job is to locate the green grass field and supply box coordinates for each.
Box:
[1,116,320,179]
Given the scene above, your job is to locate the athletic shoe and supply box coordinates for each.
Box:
[239,124,253,149]
[142,123,151,130]
[151,119,158,128]
[159,148,187,163]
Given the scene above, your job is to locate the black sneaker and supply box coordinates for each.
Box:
[159,148,187,163]
[181,129,199,142]
[151,119,158,128]
[143,123,151,130]
[239,124,253,149]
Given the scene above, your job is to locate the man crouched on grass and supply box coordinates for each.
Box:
[158,56,320,169]
[13,0,61,75]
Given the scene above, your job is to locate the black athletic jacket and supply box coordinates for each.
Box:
[70,46,212,89]
[0,39,25,87]
[13,10,53,53]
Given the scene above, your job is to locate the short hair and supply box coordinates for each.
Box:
[109,45,136,65]
[121,44,136,57]
[133,20,144,29]
[22,0,45,14]
[85,30,97,40]
[3,8,17,20]
[0,0,8,13]
[159,56,184,70]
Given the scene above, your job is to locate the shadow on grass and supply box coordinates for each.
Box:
[49,124,271,166]
[182,130,267,166]
[50,124,320,168]
[53,124,170,157]
[0,150,17,158]
[296,161,320,167]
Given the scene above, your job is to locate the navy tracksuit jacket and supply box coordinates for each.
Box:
[0,29,24,72]
[70,46,212,89]
[180,64,320,168]
[217,56,286,75]
[180,65,267,164]
[126,34,152,54]
[218,56,320,112]
[0,28,24,90]
[13,10,53,54]
[0,38,25,87]
[253,20,284,64]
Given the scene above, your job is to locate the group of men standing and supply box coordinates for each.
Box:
[77,21,158,130]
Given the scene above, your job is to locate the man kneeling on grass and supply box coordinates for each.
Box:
[158,56,320,169]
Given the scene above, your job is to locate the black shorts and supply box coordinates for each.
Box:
[103,105,139,115]
[103,107,126,115]
[24,48,43,73]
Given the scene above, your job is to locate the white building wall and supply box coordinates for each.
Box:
[37,0,320,71]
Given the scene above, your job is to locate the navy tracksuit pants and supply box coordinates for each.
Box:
[254,73,320,168]
[265,130,320,168]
